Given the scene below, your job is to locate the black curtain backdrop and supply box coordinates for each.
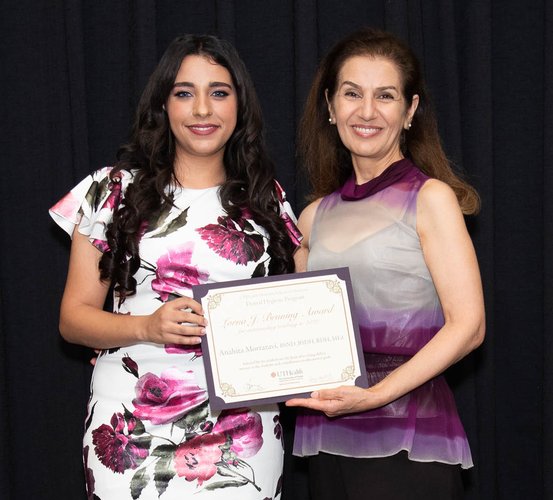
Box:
[1,1,551,499]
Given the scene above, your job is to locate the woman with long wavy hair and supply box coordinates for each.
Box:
[50,34,300,499]
[286,28,484,499]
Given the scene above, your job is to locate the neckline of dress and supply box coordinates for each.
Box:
[340,158,415,201]
[171,184,222,194]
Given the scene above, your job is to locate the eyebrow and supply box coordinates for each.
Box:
[340,81,399,92]
[173,81,233,89]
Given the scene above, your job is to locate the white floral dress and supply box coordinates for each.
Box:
[50,167,301,500]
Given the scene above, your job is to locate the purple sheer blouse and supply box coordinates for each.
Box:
[293,160,473,468]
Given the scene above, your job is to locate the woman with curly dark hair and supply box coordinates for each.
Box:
[50,34,300,499]
[286,28,484,499]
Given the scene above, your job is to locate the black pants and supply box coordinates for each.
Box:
[308,451,464,500]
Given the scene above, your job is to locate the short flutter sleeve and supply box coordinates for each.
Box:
[274,179,302,248]
[49,167,133,252]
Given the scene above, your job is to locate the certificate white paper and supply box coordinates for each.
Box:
[193,268,367,409]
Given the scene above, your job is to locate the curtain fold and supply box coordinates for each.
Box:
[491,1,545,497]
[0,1,549,498]
[543,3,553,499]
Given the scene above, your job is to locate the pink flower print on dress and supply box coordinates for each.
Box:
[91,413,149,473]
[197,215,265,265]
[213,409,264,459]
[92,238,109,253]
[83,445,96,498]
[239,206,254,221]
[274,179,302,247]
[151,242,209,302]
[174,432,226,486]
[164,344,203,357]
[50,191,81,224]
[90,173,124,253]
[173,409,264,488]
[102,172,122,210]
[122,355,139,378]
[132,368,207,425]
[273,414,284,445]
[280,210,302,247]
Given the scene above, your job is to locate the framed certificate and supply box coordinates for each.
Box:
[193,268,367,410]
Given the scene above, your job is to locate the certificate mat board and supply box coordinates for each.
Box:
[193,268,367,410]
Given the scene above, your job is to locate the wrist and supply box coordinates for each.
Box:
[366,380,395,408]
[134,315,149,343]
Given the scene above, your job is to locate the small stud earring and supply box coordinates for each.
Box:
[407,122,412,129]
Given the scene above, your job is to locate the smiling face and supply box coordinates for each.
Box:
[165,55,238,169]
[327,55,419,176]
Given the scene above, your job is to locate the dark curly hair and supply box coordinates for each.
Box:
[299,27,480,214]
[99,34,296,300]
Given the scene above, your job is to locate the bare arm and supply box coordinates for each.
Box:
[59,230,206,349]
[287,180,485,415]
[367,179,484,400]
[293,199,321,272]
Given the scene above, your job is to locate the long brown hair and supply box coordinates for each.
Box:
[100,34,296,301]
[299,27,480,214]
